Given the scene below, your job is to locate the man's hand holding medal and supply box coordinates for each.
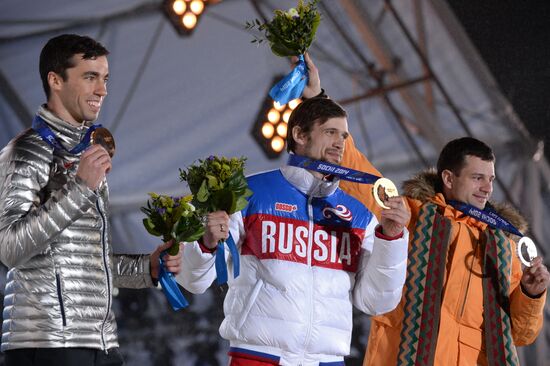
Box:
[517,237,550,297]
[77,126,116,191]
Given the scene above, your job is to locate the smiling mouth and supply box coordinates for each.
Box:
[88,100,101,111]
[326,150,342,158]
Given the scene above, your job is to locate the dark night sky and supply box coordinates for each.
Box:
[446,1,550,158]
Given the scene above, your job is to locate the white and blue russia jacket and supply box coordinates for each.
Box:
[177,165,408,365]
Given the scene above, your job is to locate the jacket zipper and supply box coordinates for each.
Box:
[55,266,67,327]
[300,192,316,363]
[96,199,111,353]
[459,236,481,317]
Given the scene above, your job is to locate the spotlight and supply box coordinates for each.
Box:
[251,76,302,159]
[163,0,213,36]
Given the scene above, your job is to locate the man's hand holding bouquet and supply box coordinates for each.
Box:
[180,156,252,285]
[246,0,320,105]
[142,156,251,309]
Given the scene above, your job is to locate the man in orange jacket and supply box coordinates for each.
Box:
[360,138,548,366]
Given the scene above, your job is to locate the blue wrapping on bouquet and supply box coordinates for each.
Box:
[158,253,189,310]
[269,55,308,105]
[215,234,240,285]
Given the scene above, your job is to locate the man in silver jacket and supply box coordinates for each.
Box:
[0,34,181,366]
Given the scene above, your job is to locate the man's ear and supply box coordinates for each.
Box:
[47,71,63,93]
[441,169,454,191]
[292,126,308,148]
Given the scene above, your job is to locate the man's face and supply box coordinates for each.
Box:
[444,155,495,209]
[52,54,109,124]
[294,116,349,164]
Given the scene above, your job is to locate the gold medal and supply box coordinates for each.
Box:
[372,177,399,209]
[91,127,115,158]
[517,236,538,267]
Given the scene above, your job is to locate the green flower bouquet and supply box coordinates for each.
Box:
[179,156,252,215]
[246,0,321,57]
[179,155,252,285]
[246,0,321,104]
[141,193,204,255]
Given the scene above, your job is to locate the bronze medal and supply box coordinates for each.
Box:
[91,127,115,158]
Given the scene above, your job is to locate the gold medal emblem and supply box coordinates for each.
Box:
[372,177,399,209]
[91,127,115,158]
[517,236,538,267]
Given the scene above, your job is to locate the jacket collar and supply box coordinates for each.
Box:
[37,105,93,151]
[280,164,340,198]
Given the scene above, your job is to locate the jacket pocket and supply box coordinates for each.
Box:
[458,323,484,350]
[236,278,264,329]
[55,271,67,327]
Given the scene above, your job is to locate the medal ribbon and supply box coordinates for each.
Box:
[287,154,381,184]
[32,115,100,154]
[447,200,523,237]
[158,252,189,310]
[269,54,308,105]
[215,233,239,285]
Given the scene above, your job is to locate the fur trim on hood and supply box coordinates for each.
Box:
[403,169,528,234]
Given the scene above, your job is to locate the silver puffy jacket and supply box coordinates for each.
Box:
[0,106,154,351]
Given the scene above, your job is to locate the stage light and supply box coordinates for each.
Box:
[182,13,197,28]
[271,136,285,153]
[288,99,300,110]
[282,109,291,123]
[267,109,280,123]
[173,0,186,15]
[276,122,287,138]
[262,122,275,139]
[163,0,214,36]
[190,0,205,14]
[273,101,285,111]
[251,76,302,159]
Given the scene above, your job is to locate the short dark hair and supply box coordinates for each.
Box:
[286,97,347,153]
[39,34,109,99]
[436,137,495,189]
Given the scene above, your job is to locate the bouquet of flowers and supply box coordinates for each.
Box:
[246,0,320,57]
[246,0,321,105]
[179,156,252,216]
[180,155,252,285]
[141,193,204,255]
[141,193,205,310]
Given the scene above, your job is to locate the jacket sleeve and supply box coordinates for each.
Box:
[508,239,546,346]
[339,134,383,220]
[0,138,97,268]
[353,216,409,315]
[176,210,245,294]
[112,254,155,288]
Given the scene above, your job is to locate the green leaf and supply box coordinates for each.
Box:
[206,174,219,189]
[233,196,249,213]
[143,218,161,237]
[197,179,210,202]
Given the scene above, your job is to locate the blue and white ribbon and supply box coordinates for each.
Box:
[158,253,189,310]
[269,54,308,105]
[447,200,524,236]
[287,154,381,184]
[32,115,99,154]
[215,234,240,286]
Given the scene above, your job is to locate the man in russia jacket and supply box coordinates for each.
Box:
[177,96,410,365]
